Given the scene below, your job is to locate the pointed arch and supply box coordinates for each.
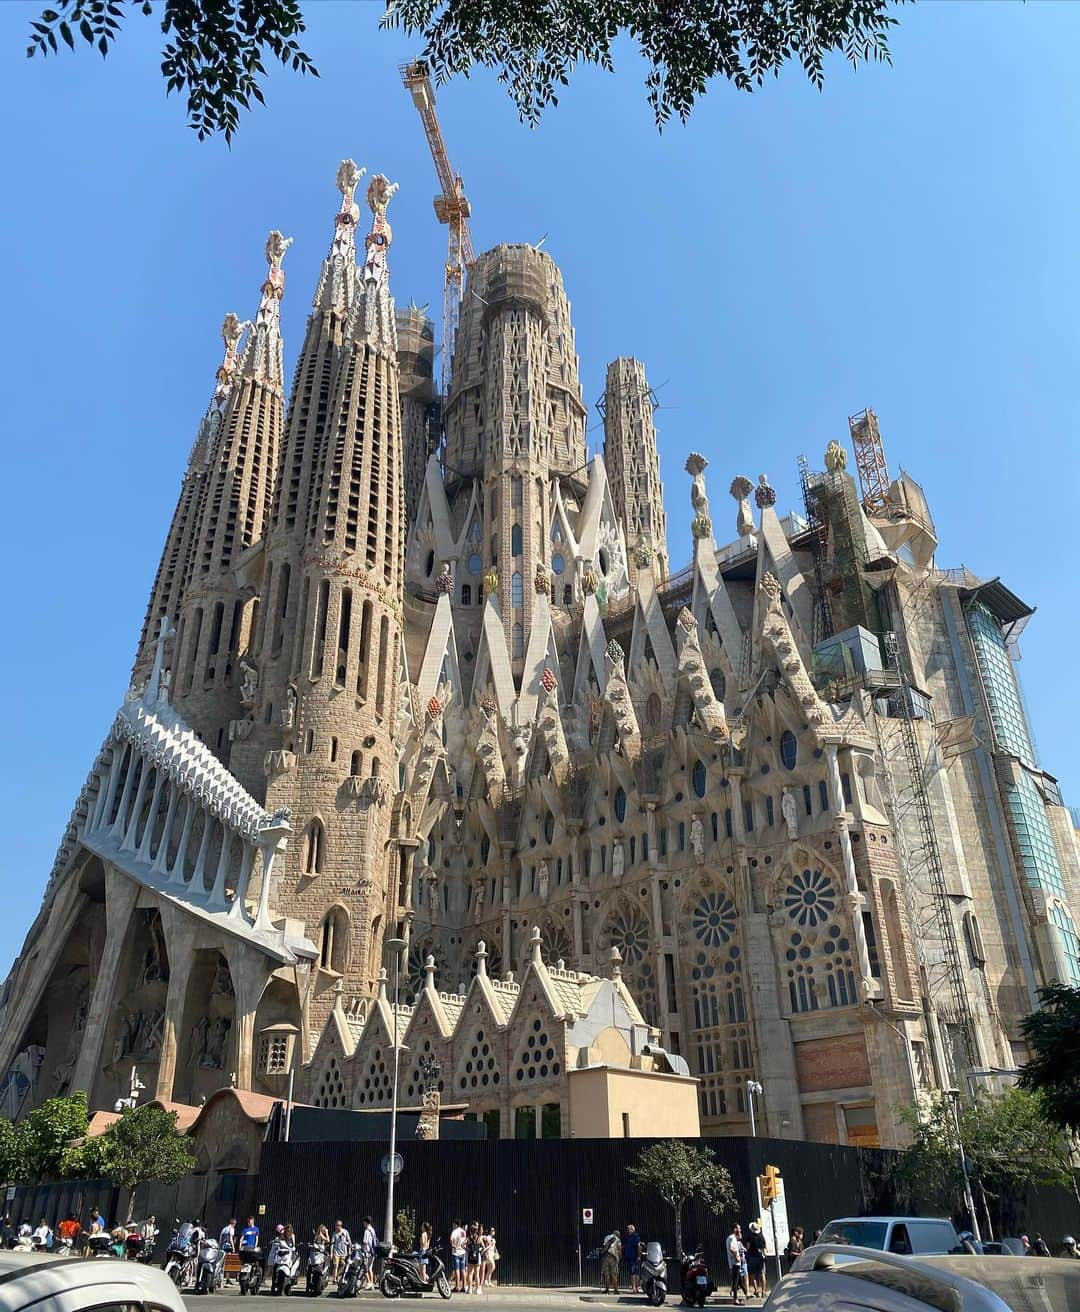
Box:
[302,816,326,875]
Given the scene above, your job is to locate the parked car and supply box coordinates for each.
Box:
[0,1249,187,1312]
[765,1246,1079,1312]
[981,1239,1026,1257]
[816,1216,962,1256]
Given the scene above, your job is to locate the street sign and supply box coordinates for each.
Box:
[755,1170,789,1281]
[582,1208,594,1226]
[381,1152,404,1180]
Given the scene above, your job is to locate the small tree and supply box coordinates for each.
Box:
[394,1207,416,1252]
[627,1139,736,1257]
[17,1091,90,1183]
[97,1105,196,1222]
[894,1088,1072,1233]
[1019,983,1080,1134]
[0,1116,23,1185]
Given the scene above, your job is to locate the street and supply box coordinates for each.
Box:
[181,1291,762,1312]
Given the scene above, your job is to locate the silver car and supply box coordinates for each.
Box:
[0,1249,188,1312]
[765,1245,1080,1312]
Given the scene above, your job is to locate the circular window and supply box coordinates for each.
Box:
[614,788,627,822]
[468,553,482,575]
[692,890,737,948]
[780,730,798,770]
[784,868,837,928]
[692,760,707,798]
[551,553,565,575]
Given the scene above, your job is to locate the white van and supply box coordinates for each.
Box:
[816,1217,962,1256]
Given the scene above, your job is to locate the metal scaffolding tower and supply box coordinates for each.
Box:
[849,407,891,516]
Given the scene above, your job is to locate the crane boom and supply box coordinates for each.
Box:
[401,62,474,396]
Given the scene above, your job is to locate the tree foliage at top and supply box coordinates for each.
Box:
[26,0,901,142]
[893,1088,1073,1233]
[627,1138,736,1256]
[99,1104,195,1219]
[15,1090,91,1185]
[1018,983,1080,1134]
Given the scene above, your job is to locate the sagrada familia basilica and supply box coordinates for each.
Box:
[2,160,1079,1148]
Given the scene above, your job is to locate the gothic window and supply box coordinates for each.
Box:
[511,523,523,557]
[614,788,627,822]
[780,866,856,1013]
[780,730,798,770]
[862,912,882,978]
[470,518,482,543]
[723,809,731,839]
[691,890,737,949]
[841,772,853,805]
[512,572,523,607]
[551,552,565,575]
[599,903,658,1025]
[819,780,830,812]
[646,693,662,728]
[692,760,707,798]
[319,906,350,974]
[461,584,472,606]
[457,1026,500,1093]
[744,801,754,833]
[784,868,836,927]
[822,925,857,1006]
[480,834,491,865]
[303,818,326,875]
[563,585,573,605]
[802,784,813,816]
[468,553,482,575]
[544,812,555,843]
[687,885,750,1123]
[678,822,686,851]
[766,796,775,827]
[659,827,668,857]
[709,668,726,701]
[512,624,524,659]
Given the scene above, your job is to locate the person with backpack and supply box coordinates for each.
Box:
[600,1227,622,1294]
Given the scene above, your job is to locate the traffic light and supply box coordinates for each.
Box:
[759,1164,781,1208]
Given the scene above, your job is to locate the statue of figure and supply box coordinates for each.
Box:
[690,815,705,861]
[611,841,625,881]
[281,683,297,729]
[729,475,755,539]
[425,867,439,920]
[367,173,399,219]
[265,230,293,272]
[190,1017,210,1067]
[537,861,550,900]
[202,1017,231,1070]
[473,877,486,923]
[824,440,847,474]
[239,658,259,708]
[781,788,799,840]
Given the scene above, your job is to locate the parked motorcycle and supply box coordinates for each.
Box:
[640,1241,668,1306]
[378,1241,452,1299]
[12,1228,33,1254]
[85,1233,117,1260]
[679,1248,713,1308]
[196,1235,226,1294]
[307,1239,331,1296]
[336,1242,368,1298]
[268,1234,301,1296]
[238,1245,264,1296]
[163,1222,200,1289]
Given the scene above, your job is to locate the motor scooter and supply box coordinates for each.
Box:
[196,1234,226,1294]
[336,1242,367,1298]
[679,1248,713,1308]
[163,1222,200,1288]
[640,1241,668,1306]
[238,1245,264,1296]
[307,1239,331,1296]
[268,1234,301,1296]
[377,1240,452,1299]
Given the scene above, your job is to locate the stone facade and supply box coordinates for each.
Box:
[3,159,1080,1148]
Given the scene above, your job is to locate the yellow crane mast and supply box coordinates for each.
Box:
[401,61,475,397]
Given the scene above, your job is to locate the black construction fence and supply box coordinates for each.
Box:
[7,1136,1078,1286]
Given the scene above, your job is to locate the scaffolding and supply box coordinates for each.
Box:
[849,407,891,516]
[881,629,978,1074]
[798,455,835,643]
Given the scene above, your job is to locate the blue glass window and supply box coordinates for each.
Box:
[468,553,482,575]
[551,552,565,575]
[511,523,523,556]
[614,788,627,822]
[512,572,523,607]
[692,760,707,797]
[780,730,798,770]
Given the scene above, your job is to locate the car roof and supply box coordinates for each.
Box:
[823,1217,956,1225]
[0,1252,185,1312]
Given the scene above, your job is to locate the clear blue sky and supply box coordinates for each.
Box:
[1,1,1078,971]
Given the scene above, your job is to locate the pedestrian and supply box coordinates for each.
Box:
[623,1223,642,1294]
[240,1216,260,1251]
[88,1208,104,1234]
[466,1221,482,1293]
[1020,1234,1030,1254]
[220,1218,237,1252]
[32,1218,53,1251]
[784,1226,804,1270]
[314,1222,331,1250]
[450,1219,467,1292]
[745,1221,768,1297]
[418,1221,433,1277]
[331,1220,351,1284]
[57,1213,81,1250]
[1031,1233,1051,1257]
[483,1227,499,1288]
[0,1216,12,1251]
[600,1227,622,1294]
[361,1216,377,1289]
[726,1223,748,1305]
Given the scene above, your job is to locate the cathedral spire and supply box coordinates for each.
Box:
[313,158,366,314]
[239,230,292,390]
[349,174,399,354]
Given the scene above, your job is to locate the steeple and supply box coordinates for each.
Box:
[312,159,365,316]
[169,232,291,756]
[603,357,668,584]
[132,312,247,680]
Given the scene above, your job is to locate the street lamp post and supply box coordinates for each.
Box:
[944,1088,981,1246]
[383,936,408,1248]
[746,1080,763,1137]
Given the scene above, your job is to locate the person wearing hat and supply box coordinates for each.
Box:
[745,1221,769,1298]
[1061,1236,1078,1259]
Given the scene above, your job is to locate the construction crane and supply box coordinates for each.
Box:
[401,61,474,397]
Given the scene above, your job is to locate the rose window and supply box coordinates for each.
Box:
[692,890,737,948]
[784,868,836,928]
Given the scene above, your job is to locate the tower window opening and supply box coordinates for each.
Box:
[511,523,523,557]
[351,750,362,776]
[271,562,291,659]
[819,779,830,812]
[311,578,329,678]
[303,818,326,875]
[780,730,798,770]
[336,588,352,686]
